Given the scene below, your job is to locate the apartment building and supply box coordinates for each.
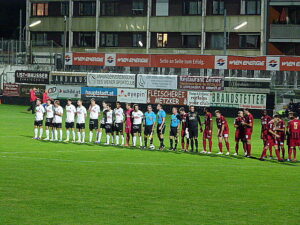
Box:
[267,0,300,55]
[26,0,264,56]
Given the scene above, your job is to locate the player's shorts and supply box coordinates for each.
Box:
[170,127,178,137]
[235,130,244,142]
[181,129,187,138]
[125,123,132,134]
[188,128,198,139]
[89,119,99,130]
[289,138,300,147]
[218,131,229,138]
[157,123,166,135]
[144,125,154,136]
[203,129,212,139]
[100,123,106,129]
[114,123,124,133]
[53,123,62,129]
[76,123,85,130]
[105,123,113,133]
[267,137,278,147]
[65,122,74,129]
[132,124,142,134]
[245,132,252,141]
[45,118,53,127]
[34,120,43,127]
[276,133,285,145]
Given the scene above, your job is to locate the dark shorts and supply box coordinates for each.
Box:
[34,120,43,127]
[133,124,142,134]
[105,123,113,133]
[157,123,166,135]
[170,127,178,137]
[114,123,124,133]
[53,123,62,129]
[235,130,244,142]
[89,119,99,130]
[144,125,154,136]
[45,118,53,127]
[66,122,75,129]
[76,123,85,130]
[188,128,198,139]
[100,123,106,129]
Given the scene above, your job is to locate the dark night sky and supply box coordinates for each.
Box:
[0,0,26,39]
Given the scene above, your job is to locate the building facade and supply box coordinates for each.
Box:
[26,0,265,56]
[267,0,300,55]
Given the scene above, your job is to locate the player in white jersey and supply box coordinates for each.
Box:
[53,100,64,142]
[65,99,77,142]
[113,101,125,145]
[88,98,100,143]
[132,104,144,147]
[104,103,114,145]
[44,99,54,141]
[76,99,87,143]
[33,99,45,139]
[96,101,107,144]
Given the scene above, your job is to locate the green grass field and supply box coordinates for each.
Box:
[0,104,299,225]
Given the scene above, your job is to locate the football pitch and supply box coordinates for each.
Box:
[0,104,299,225]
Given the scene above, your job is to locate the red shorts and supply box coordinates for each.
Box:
[125,124,132,134]
[181,129,187,138]
[218,131,229,138]
[235,130,244,142]
[203,129,212,139]
[245,132,252,141]
[289,138,300,147]
[267,136,278,147]
[276,133,285,145]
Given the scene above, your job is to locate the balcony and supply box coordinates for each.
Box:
[270,24,300,42]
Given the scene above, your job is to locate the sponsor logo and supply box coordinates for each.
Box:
[217,58,226,66]
[268,60,278,68]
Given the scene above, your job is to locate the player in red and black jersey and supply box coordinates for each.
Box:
[287,113,300,162]
[260,115,284,162]
[242,108,254,157]
[234,111,245,155]
[275,116,286,159]
[261,110,272,158]
[179,107,189,152]
[202,108,213,154]
[215,110,230,155]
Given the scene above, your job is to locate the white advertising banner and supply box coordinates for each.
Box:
[87,73,136,88]
[187,92,211,107]
[117,89,147,104]
[137,74,177,90]
[46,85,81,99]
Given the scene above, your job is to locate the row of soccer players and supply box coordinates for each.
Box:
[33,98,254,155]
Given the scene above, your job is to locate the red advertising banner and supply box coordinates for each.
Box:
[147,90,188,105]
[72,52,105,66]
[280,56,300,71]
[3,83,20,96]
[228,56,266,71]
[116,54,151,67]
[179,76,224,91]
[151,54,215,69]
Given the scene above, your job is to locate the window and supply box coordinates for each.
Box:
[241,0,261,15]
[31,33,47,46]
[101,0,119,16]
[74,32,95,47]
[183,0,202,15]
[32,3,48,16]
[182,35,201,48]
[213,0,224,15]
[210,33,223,49]
[133,33,145,47]
[101,33,119,47]
[239,35,260,49]
[157,33,168,47]
[79,1,96,16]
[61,2,69,16]
[156,0,169,16]
[132,0,145,16]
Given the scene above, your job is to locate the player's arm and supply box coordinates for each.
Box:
[185,115,189,133]
[209,117,213,132]
[220,123,225,136]
[160,115,166,130]
[269,128,280,138]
